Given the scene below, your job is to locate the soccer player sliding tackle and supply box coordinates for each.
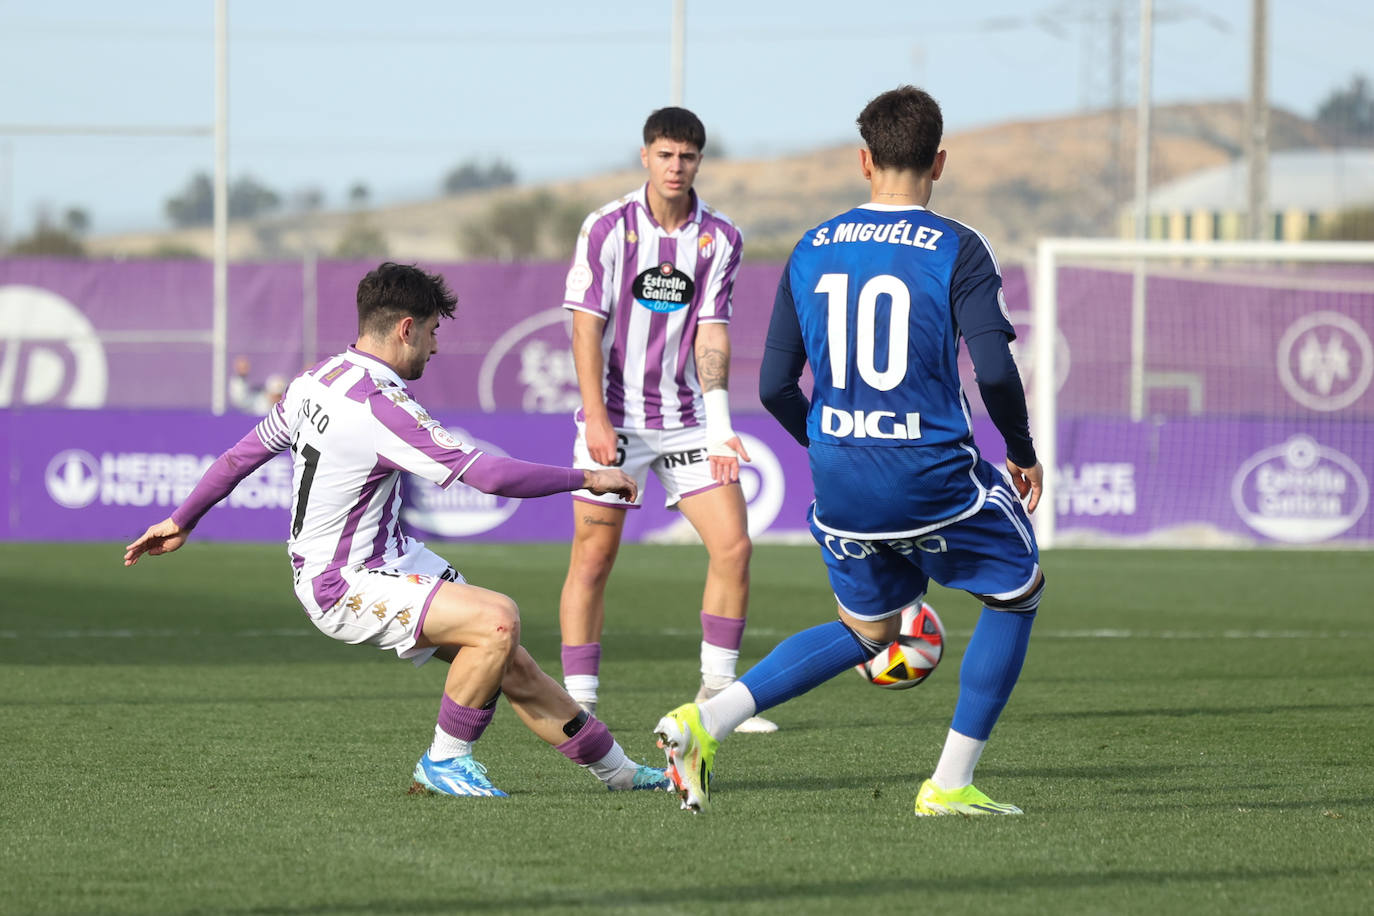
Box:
[656,86,1045,815]
[126,262,670,797]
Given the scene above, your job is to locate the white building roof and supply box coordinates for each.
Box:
[1148,149,1374,212]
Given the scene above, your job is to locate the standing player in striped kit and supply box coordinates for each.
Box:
[558,107,774,733]
[124,262,670,798]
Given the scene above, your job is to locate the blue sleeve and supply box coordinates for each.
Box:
[949,229,1015,342]
[759,264,810,447]
[965,330,1036,468]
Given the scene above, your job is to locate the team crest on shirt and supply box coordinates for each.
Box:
[633,261,695,313]
[565,264,593,295]
[698,233,715,259]
[626,230,638,244]
[429,425,461,449]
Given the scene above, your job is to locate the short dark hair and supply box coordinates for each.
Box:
[356,262,457,339]
[857,86,943,172]
[643,106,706,151]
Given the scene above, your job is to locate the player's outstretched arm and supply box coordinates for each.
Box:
[124,518,191,567]
[1005,459,1043,514]
[581,469,638,504]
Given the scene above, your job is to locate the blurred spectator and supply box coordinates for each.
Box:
[228,356,287,415]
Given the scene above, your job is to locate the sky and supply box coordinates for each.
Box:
[1,0,1370,236]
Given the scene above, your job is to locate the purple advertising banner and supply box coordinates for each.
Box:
[6,408,1370,546]
[3,256,1371,546]
[7,257,1369,417]
[4,409,819,545]
[0,258,788,414]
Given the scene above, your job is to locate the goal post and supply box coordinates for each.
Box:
[1031,238,1374,549]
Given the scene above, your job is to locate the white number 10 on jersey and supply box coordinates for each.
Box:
[815,273,910,392]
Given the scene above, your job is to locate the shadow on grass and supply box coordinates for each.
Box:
[224,865,1355,914]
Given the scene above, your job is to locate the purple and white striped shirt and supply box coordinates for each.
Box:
[170,347,581,617]
[562,184,742,430]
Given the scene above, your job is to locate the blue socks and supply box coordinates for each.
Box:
[732,606,1034,739]
[738,620,872,711]
[950,607,1035,740]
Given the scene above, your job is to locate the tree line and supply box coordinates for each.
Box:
[7,77,1374,258]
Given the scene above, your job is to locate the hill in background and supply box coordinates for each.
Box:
[87,101,1332,264]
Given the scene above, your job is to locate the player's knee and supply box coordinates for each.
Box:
[838,617,890,659]
[567,546,617,588]
[710,532,752,576]
[569,526,621,578]
[475,594,522,657]
[981,574,1046,615]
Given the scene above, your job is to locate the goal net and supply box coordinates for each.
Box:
[1029,239,1374,548]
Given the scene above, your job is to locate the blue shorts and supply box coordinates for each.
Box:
[810,480,1041,621]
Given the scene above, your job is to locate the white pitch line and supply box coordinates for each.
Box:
[1,628,1370,641]
[640,626,1374,642]
[0,628,314,639]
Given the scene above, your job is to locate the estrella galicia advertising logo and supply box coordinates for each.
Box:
[401,428,520,537]
[1231,435,1369,543]
[474,307,580,413]
[632,261,694,313]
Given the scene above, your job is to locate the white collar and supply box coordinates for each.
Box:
[346,345,406,388]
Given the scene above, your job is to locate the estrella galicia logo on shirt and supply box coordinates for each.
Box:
[633,262,694,313]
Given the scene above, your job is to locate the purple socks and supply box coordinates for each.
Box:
[701,611,745,650]
[560,642,602,677]
[437,694,494,742]
[554,716,614,765]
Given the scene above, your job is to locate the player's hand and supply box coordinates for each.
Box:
[584,416,620,467]
[124,518,191,567]
[582,468,637,503]
[1005,459,1043,514]
[707,435,751,484]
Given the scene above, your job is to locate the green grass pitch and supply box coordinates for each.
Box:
[2,542,1372,914]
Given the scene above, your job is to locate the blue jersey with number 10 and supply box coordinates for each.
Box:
[772,203,1017,539]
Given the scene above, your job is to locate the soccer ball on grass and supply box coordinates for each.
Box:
[855,602,945,689]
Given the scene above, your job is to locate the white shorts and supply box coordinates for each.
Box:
[303,546,464,667]
[572,420,721,509]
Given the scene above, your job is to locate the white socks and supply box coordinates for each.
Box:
[700,642,739,690]
[931,729,987,790]
[587,741,638,789]
[564,674,599,707]
[697,681,757,741]
[429,725,474,761]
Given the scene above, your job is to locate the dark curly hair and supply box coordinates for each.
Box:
[643,106,706,151]
[356,262,457,338]
[857,86,943,172]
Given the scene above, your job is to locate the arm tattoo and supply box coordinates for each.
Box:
[697,344,729,392]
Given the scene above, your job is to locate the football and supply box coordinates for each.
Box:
[855,602,945,689]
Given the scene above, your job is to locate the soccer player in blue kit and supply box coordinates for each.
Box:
[655,86,1044,815]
